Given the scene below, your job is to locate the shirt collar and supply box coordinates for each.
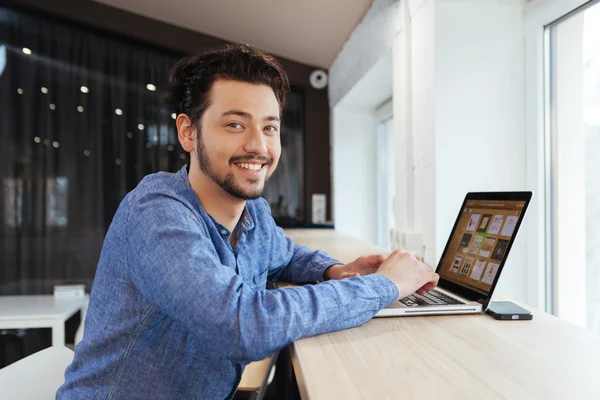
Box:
[177,165,256,235]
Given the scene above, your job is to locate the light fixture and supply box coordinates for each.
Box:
[167,145,174,151]
[84,149,90,156]
[115,108,123,115]
[80,86,89,93]
[138,123,144,130]
[127,132,133,138]
[77,106,84,112]
[146,83,157,91]
[17,88,23,95]
[34,136,41,143]
[52,141,59,148]
[49,103,56,110]
[22,47,32,55]
[43,139,50,145]
[171,113,176,120]
[115,158,122,165]
[180,153,186,160]
[41,87,48,94]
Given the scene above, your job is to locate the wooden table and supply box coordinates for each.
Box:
[283,229,600,399]
[0,295,88,347]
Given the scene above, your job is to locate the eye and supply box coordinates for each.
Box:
[265,125,278,133]
[227,122,243,129]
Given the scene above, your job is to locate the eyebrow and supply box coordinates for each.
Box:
[221,109,280,122]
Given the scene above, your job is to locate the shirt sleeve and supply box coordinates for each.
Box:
[256,199,342,283]
[125,192,399,365]
[267,226,342,283]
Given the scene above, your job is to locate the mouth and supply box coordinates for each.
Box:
[233,162,267,178]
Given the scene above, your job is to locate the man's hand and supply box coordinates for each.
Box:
[323,254,386,280]
[375,250,439,300]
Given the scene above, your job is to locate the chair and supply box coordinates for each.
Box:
[237,350,280,400]
[65,297,88,350]
[0,346,74,399]
[73,299,88,346]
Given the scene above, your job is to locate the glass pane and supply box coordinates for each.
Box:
[548,0,600,333]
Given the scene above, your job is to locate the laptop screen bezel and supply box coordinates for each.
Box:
[435,191,533,307]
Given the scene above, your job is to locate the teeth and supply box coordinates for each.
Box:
[237,163,262,171]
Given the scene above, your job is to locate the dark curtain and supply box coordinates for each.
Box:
[263,89,305,225]
[0,7,305,295]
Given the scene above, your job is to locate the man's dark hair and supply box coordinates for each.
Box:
[164,44,290,128]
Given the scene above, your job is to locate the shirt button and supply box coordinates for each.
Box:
[221,229,228,235]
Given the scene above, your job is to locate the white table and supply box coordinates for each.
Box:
[0,295,89,347]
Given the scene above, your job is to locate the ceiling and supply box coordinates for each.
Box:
[93,0,374,69]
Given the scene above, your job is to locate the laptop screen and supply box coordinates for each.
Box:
[437,197,528,297]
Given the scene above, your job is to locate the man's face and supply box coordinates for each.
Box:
[195,79,281,200]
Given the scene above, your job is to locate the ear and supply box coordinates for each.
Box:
[176,114,196,153]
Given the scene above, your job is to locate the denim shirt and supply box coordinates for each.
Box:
[57,166,399,400]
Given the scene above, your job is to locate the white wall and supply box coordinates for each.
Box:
[331,0,533,303]
[434,0,527,300]
[331,51,393,245]
[393,0,437,264]
[332,105,378,243]
[390,0,528,301]
[328,0,405,247]
[329,0,402,107]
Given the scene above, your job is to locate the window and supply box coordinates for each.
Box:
[0,7,308,294]
[545,0,600,333]
[3,178,23,228]
[0,7,183,294]
[377,100,395,249]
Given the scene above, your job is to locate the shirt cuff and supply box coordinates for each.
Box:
[362,274,400,309]
[306,250,342,283]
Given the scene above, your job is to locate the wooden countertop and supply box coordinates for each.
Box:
[283,229,600,399]
[285,229,386,264]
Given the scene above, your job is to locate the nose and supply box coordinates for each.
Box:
[243,125,268,155]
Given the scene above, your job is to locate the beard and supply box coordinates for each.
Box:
[196,133,273,200]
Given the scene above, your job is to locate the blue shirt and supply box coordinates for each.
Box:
[57,166,399,399]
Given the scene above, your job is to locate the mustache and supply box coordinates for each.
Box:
[230,155,273,164]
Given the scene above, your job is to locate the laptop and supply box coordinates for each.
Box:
[375,191,533,317]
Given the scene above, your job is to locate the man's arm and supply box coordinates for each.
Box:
[258,199,342,283]
[266,225,341,283]
[126,193,399,365]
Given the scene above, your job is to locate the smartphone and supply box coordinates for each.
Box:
[485,301,533,321]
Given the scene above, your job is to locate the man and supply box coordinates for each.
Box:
[58,44,439,399]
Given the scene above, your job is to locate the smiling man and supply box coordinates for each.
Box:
[57,45,438,399]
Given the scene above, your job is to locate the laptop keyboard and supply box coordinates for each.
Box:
[399,290,464,307]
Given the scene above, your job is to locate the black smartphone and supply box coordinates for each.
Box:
[485,301,533,320]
